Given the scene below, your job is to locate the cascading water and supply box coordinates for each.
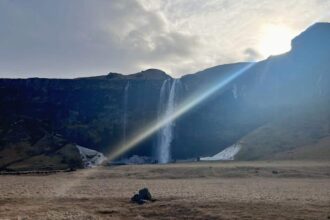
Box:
[157,79,181,164]
[122,81,130,144]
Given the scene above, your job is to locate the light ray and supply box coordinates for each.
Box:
[105,14,330,163]
[52,13,330,196]
[106,62,256,161]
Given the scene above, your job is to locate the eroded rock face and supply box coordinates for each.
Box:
[0,70,170,157]
[0,118,82,171]
[0,69,173,169]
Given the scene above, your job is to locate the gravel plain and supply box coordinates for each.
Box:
[0,161,329,219]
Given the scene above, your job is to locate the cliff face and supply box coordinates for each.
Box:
[0,118,82,171]
[0,23,330,168]
[0,69,170,159]
[177,22,330,159]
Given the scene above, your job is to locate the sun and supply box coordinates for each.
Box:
[258,25,296,57]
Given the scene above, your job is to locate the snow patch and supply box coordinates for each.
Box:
[76,145,107,168]
[201,144,241,161]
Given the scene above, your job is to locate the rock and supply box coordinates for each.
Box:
[76,145,107,168]
[139,188,152,201]
[131,194,145,205]
[131,188,154,204]
[122,155,157,165]
[272,170,279,174]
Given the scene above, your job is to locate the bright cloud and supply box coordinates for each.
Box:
[0,0,329,78]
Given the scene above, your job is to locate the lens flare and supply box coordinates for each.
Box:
[106,62,256,161]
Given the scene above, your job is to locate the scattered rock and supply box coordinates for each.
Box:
[131,188,155,204]
[123,155,157,165]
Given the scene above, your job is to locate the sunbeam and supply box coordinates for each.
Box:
[53,62,256,197]
[105,10,330,163]
[106,62,256,161]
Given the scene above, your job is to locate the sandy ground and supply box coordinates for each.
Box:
[0,161,329,219]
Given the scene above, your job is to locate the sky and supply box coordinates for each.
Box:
[0,0,330,78]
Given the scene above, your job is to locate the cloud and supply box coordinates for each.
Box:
[0,0,200,78]
[0,0,330,78]
[244,48,262,61]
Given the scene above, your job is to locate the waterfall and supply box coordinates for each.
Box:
[157,79,181,164]
[123,81,130,144]
[232,84,238,99]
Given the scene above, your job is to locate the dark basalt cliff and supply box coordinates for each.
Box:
[0,69,171,168]
[0,23,330,170]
